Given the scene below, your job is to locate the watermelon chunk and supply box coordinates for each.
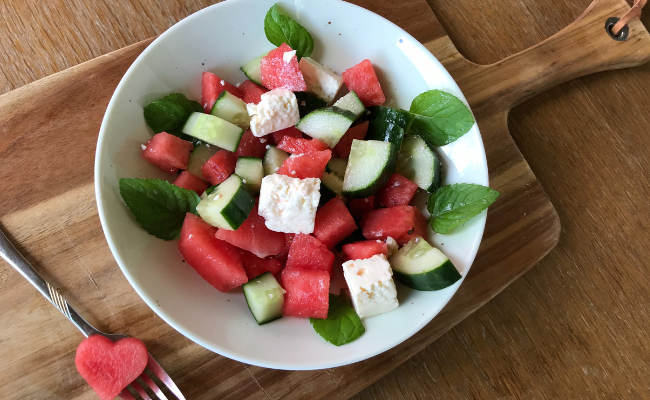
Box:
[75,335,148,400]
[334,121,369,159]
[202,149,237,185]
[141,132,193,174]
[281,268,330,319]
[240,250,284,279]
[239,79,269,105]
[342,59,386,107]
[347,195,375,220]
[178,213,248,292]
[235,129,269,158]
[277,136,330,155]
[271,126,303,145]
[286,234,335,274]
[313,197,357,249]
[342,240,388,260]
[360,205,416,241]
[202,72,243,113]
[260,43,307,91]
[276,149,332,179]
[378,173,419,207]
[396,206,428,246]
[215,201,286,258]
[173,171,210,195]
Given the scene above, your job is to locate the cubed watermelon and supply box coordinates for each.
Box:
[178,213,248,292]
[260,43,307,91]
[277,136,330,154]
[360,205,416,241]
[396,206,428,246]
[202,72,244,113]
[215,201,286,258]
[271,126,303,145]
[313,197,357,249]
[347,195,375,220]
[201,149,237,185]
[342,240,388,260]
[342,59,386,107]
[141,132,194,174]
[239,79,269,105]
[286,234,335,274]
[240,250,284,279]
[378,173,419,207]
[334,121,369,159]
[235,129,269,158]
[269,233,295,263]
[281,268,330,319]
[173,171,210,195]
[276,149,332,179]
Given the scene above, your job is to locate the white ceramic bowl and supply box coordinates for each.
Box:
[95,0,488,370]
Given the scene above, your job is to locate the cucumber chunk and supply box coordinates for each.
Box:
[366,106,414,133]
[262,145,290,176]
[389,237,461,291]
[365,119,405,148]
[295,92,327,118]
[210,91,250,129]
[342,140,397,198]
[196,174,254,230]
[235,157,264,193]
[296,107,356,148]
[182,112,243,152]
[243,272,285,325]
[326,158,348,179]
[333,91,365,119]
[396,134,442,192]
[187,143,219,180]
[241,53,267,86]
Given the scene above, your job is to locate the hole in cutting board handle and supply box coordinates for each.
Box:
[605,17,630,41]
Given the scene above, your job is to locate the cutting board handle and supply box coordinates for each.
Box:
[461,0,650,114]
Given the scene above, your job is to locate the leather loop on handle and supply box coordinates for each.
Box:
[611,0,646,36]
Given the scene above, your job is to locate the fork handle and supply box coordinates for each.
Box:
[0,228,98,338]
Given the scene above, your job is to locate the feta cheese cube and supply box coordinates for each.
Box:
[246,89,300,137]
[342,254,399,319]
[283,50,297,63]
[299,57,344,103]
[259,174,320,233]
[385,236,398,258]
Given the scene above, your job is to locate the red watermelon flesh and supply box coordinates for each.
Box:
[201,149,237,185]
[334,121,369,158]
[397,207,428,246]
[201,72,243,113]
[239,79,269,105]
[235,129,269,158]
[360,205,416,241]
[178,213,248,292]
[269,233,295,263]
[286,234,335,275]
[271,126,303,145]
[313,197,358,249]
[347,195,375,220]
[276,150,332,179]
[75,335,148,400]
[240,250,284,279]
[173,171,210,195]
[277,136,330,154]
[260,43,307,91]
[215,202,286,258]
[342,59,386,107]
[378,173,419,207]
[141,132,193,174]
[342,240,388,260]
[281,268,330,319]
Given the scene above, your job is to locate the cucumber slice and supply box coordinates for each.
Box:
[295,92,327,118]
[210,91,250,129]
[201,185,217,199]
[241,52,267,86]
[389,237,461,291]
[299,57,344,103]
[187,143,219,180]
[235,157,264,193]
[342,140,397,199]
[263,145,290,176]
[296,107,356,148]
[365,119,405,148]
[182,112,244,152]
[322,172,343,196]
[366,106,414,133]
[326,158,348,179]
[396,134,442,192]
[333,91,365,119]
[243,272,285,325]
[196,174,254,230]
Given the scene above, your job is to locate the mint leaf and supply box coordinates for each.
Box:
[427,183,499,234]
[310,293,365,346]
[119,178,201,240]
[143,93,203,144]
[264,4,314,59]
[409,90,475,146]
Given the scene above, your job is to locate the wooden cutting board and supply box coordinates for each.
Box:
[0,0,648,398]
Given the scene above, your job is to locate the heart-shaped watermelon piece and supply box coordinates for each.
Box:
[75,335,148,400]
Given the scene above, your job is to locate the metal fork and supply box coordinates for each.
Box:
[0,228,185,400]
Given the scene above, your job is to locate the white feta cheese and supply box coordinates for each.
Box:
[342,254,399,319]
[246,89,300,137]
[298,57,344,103]
[258,174,320,233]
[385,237,398,258]
[283,50,297,63]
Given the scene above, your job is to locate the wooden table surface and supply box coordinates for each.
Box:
[1,0,649,399]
